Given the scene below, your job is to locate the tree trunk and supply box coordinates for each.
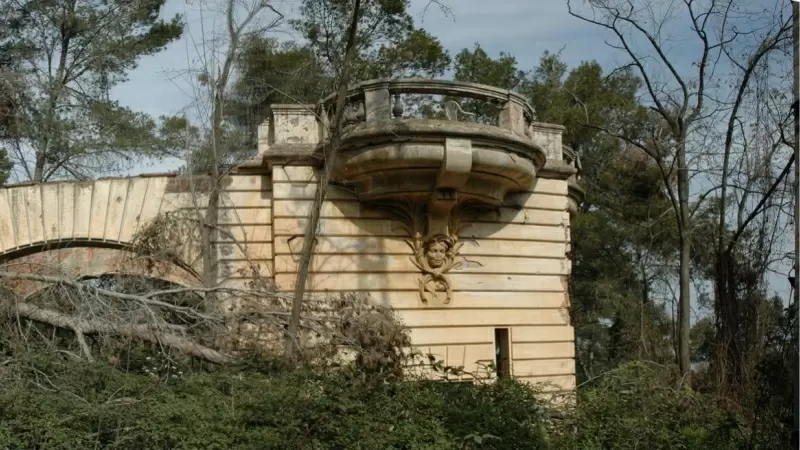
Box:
[677,141,692,383]
[12,301,233,364]
[286,0,362,358]
[202,91,224,298]
[715,253,743,394]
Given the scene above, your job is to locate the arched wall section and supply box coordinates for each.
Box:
[0,176,182,253]
[0,174,275,287]
[0,245,203,298]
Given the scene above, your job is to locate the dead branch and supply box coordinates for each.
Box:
[12,301,233,364]
[0,271,218,318]
[0,265,413,373]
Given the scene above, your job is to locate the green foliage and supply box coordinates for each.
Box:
[0,6,23,181]
[0,10,23,142]
[0,148,12,185]
[453,44,529,91]
[0,351,557,450]
[449,44,529,123]
[229,0,451,141]
[227,38,330,145]
[292,0,450,80]
[0,271,792,450]
[560,362,768,450]
[2,350,789,449]
[1,0,184,180]
[521,52,677,379]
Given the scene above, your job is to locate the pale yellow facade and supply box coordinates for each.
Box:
[0,79,583,392]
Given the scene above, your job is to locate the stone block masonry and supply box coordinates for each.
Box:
[0,78,584,393]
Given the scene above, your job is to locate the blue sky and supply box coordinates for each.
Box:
[111,0,618,124]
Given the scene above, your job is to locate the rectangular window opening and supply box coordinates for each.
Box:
[494,328,511,379]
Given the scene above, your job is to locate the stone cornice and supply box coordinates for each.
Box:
[236,144,321,173]
[339,119,547,169]
[538,161,576,181]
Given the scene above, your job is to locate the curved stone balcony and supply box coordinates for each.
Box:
[314,79,554,211]
[254,79,583,218]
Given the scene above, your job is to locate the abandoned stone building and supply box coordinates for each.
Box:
[0,79,583,392]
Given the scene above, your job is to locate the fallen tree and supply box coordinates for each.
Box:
[0,263,413,376]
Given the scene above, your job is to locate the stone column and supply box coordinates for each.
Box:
[498,96,528,137]
[362,81,391,123]
[529,122,565,162]
[268,104,319,148]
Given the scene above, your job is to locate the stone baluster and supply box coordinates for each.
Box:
[355,100,365,122]
[317,104,330,140]
[344,103,357,125]
[392,94,404,118]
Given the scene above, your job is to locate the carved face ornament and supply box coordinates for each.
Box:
[396,205,467,306]
[425,240,448,269]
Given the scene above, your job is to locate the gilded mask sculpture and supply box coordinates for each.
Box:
[407,232,462,305]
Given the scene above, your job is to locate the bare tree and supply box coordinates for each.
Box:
[175,0,283,294]
[567,0,793,384]
[286,0,364,358]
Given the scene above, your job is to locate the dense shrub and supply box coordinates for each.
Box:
[1,354,792,449]
[557,362,772,450]
[0,352,556,449]
[0,278,790,449]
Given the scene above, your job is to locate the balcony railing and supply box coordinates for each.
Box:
[316,78,536,139]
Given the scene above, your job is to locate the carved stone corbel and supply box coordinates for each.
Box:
[427,137,472,234]
[407,209,466,305]
[370,201,471,306]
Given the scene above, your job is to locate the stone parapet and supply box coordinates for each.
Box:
[258,104,319,157]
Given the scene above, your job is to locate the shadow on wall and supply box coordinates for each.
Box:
[277,178,569,308]
[0,244,202,298]
[299,209,395,299]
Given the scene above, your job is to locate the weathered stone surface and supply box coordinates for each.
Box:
[2,246,201,298]
[0,79,585,391]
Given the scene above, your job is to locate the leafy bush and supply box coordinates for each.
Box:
[557,362,758,450]
[1,352,793,449]
[0,351,556,449]
[0,278,791,449]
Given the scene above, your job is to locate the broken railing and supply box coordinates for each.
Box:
[317,78,536,137]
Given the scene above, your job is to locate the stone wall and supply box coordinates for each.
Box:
[267,165,575,392]
[0,172,575,392]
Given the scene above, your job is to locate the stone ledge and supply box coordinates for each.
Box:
[538,161,577,180]
[236,144,322,173]
[339,119,546,166]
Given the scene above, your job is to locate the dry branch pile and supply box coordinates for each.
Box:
[0,215,412,375]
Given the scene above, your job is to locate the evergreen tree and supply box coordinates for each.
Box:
[1,0,185,181]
